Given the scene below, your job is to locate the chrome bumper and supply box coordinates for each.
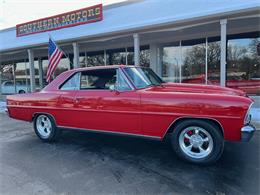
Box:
[241,125,256,142]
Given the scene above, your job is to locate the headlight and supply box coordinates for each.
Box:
[244,103,253,125]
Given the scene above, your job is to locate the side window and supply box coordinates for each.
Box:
[116,69,132,91]
[60,73,80,90]
[5,81,13,86]
[80,69,117,90]
[80,75,99,89]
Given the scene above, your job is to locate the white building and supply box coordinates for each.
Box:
[0,0,259,98]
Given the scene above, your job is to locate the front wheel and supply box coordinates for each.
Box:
[33,114,60,142]
[171,119,224,165]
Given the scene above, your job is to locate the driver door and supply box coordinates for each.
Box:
[96,68,141,134]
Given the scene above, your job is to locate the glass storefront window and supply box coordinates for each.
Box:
[42,59,48,84]
[87,51,105,66]
[181,39,206,84]
[127,46,150,66]
[162,42,181,82]
[227,37,260,96]
[162,39,221,85]
[1,63,15,94]
[127,47,134,65]
[34,59,40,89]
[107,48,126,65]
[140,46,150,67]
[41,57,70,86]
[15,61,29,93]
[207,39,221,85]
[79,55,86,67]
[53,57,70,77]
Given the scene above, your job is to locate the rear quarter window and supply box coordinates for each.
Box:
[60,72,80,90]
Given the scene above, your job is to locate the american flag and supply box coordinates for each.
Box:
[46,38,64,83]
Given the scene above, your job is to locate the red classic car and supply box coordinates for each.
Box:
[6,66,256,165]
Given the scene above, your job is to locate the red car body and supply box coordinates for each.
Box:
[6,65,254,142]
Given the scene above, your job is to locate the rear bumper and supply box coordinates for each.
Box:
[241,125,256,142]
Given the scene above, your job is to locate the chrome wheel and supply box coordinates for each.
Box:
[36,115,52,139]
[179,126,213,159]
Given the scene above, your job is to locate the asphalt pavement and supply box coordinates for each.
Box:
[0,113,259,195]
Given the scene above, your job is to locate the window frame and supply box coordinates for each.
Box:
[59,68,134,92]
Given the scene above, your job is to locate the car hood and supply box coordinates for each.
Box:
[146,82,247,96]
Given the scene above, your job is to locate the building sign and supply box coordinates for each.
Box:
[16,4,103,37]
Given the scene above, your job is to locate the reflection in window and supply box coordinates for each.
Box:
[127,46,150,66]
[181,39,206,84]
[42,57,70,86]
[117,69,131,91]
[60,73,80,90]
[15,61,29,93]
[107,48,126,65]
[87,51,105,66]
[140,48,150,67]
[54,57,70,77]
[162,39,221,85]
[80,69,116,90]
[227,37,260,95]
[79,55,86,67]
[207,39,221,85]
[162,42,180,82]
[1,64,15,94]
[127,47,134,65]
[34,60,40,89]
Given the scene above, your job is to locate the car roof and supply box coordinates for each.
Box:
[68,65,141,73]
[42,65,144,91]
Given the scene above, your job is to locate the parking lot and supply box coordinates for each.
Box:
[0,113,259,195]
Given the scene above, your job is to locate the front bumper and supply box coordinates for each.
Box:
[241,125,256,142]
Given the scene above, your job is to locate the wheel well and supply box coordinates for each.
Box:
[32,113,56,125]
[166,117,224,136]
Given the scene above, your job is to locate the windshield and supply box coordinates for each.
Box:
[124,67,164,89]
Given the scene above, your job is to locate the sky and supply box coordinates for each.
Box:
[0,0,126,30]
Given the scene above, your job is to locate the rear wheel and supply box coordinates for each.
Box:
[171,119,224,165]
[33,114,60,142]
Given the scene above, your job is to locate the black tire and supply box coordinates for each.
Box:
[33,114,60,142]
[171,119,224,165]
[18,90,26,94]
